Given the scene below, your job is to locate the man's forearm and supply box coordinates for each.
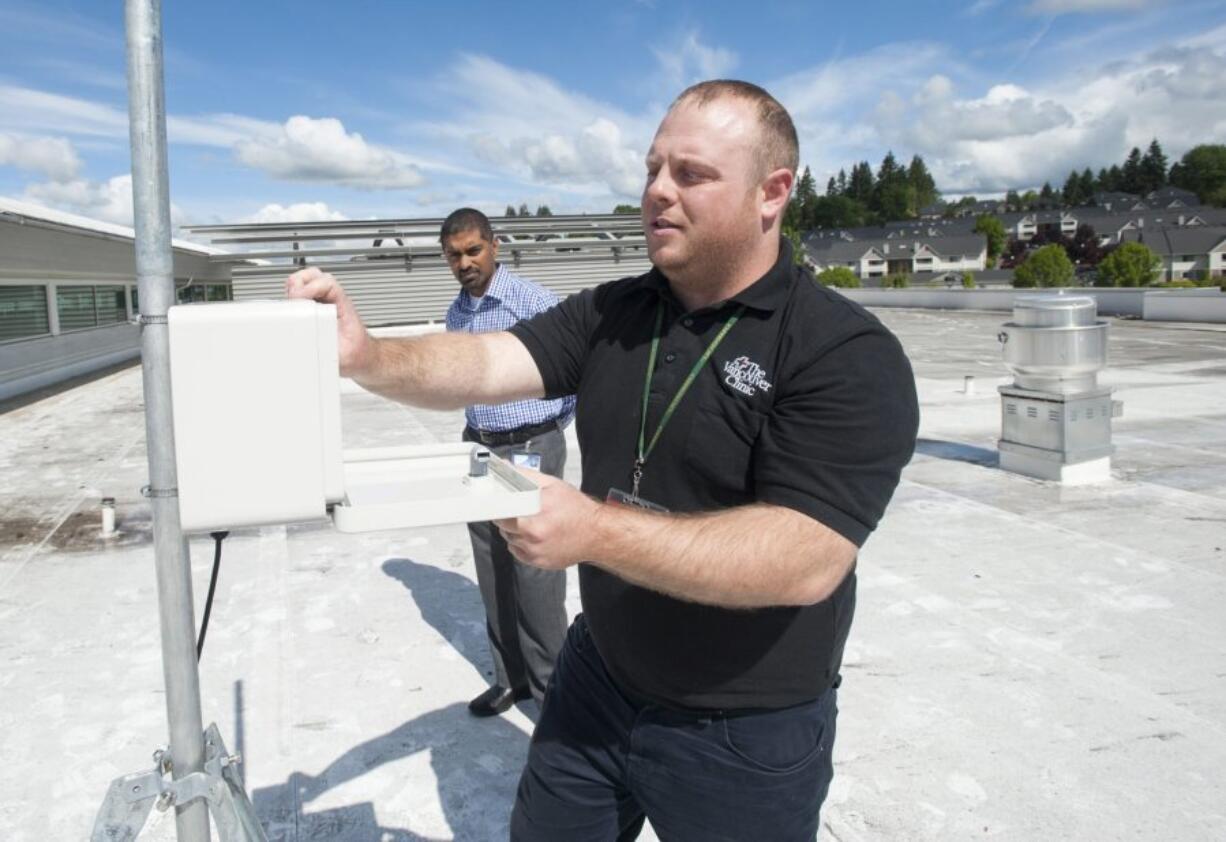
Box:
[352,330,546,409]
[584,502,857,609]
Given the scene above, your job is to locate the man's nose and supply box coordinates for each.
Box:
[645,168,675,204]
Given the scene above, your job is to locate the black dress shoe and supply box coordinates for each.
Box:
[468,684,531,717]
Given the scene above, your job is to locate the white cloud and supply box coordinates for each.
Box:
[0,132,82,180]
[1026,0,1151,13]
[234,116,425,190]
[964,0,1002,14]
[417,55,653,199]
[22,173,188,227]
[653,33,739,93]
[0,84,129,138]
[831,37,1226,193]
[881,82,1073,147]
[23,173,135,225]
[242,202,347,224]
[0,85,443,190]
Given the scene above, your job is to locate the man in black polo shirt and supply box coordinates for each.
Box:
[288,80,918,841]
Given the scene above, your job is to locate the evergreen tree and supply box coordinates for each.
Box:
[1095,168,1110,193]
[1107,165,1124,192]
[1039,181,1056,208]
[1078,168,1096,204]
[907,155,939,212]
[504,204,517,217]
[794,166,819,228]
[848,161,874,204]
[1006,189,1022,212]
[826,176,838,197]
[876,151,903,188]
[518,202,531,216]
[1168,161,1184,186]
[836,168,847,195]
[1061,170,1081,207]
[535,205,553,217]
[1121,147,1143,194]
[874,152,913,219]
[1140,139,1168,194]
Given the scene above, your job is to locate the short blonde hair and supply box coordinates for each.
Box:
[671,80,799,179]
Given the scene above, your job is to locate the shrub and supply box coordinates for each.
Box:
[1014,244,1074,288]
[815,266,860,288]
[884,273,910,288]
[1097,241,1162,287]
[961,271,976,289]
[1155,279,1198,288]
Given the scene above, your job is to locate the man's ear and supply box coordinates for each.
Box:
[761,167,795,228]
[490,235,499,260]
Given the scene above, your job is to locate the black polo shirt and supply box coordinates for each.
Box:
[508,242,919,710]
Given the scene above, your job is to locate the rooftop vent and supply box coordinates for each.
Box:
[996,294,1122,484]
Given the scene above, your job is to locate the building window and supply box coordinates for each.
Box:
[95,285,127,324]
[206,284,231,301]
[54,284,130,332]
[0,285,51,342]
[56,285,98,331]
[177,284,208,304]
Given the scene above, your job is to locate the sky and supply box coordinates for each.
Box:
[2,0,1226,232]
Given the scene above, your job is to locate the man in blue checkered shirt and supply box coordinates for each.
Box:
[441,207,576,718]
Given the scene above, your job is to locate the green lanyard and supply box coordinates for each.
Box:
[633,299,745,499]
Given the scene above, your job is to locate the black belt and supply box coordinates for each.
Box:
[465,419,559,447]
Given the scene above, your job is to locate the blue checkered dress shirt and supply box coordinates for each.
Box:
[445,263,576,433]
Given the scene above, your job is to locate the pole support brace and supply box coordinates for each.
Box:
[91,723,268,842]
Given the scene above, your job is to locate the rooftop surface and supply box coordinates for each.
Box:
[2,307,1224,841]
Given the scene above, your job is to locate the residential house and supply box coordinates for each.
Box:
[1092,192,1146,212]
[1145,186,1200,210]
[1121,226,1226,281]
[805,234,987,280]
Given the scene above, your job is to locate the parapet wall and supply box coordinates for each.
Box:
[840,287,1226,323]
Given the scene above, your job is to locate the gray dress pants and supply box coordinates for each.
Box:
[462,426,569,703]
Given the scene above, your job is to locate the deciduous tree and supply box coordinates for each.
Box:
[1095,242,1161,287]
[1014,244,1074,288]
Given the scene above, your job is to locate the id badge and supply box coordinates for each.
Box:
[511,449,542,469]
[606,487,669,513]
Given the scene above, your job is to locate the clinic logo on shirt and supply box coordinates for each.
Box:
[723,355,772,397]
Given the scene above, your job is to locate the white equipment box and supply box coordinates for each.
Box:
[167,300,539,533]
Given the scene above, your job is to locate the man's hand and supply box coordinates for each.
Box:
[495,470,602,570]
[285,266,375,377]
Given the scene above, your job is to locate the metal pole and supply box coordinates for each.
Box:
[125,2,211,840]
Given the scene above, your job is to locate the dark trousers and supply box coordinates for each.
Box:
[462,426,568,703]
[511,615,839,842]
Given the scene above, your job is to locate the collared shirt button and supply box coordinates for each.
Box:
[682,317,694,328]
[664,352,677,363]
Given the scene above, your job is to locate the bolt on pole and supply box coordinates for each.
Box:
[125,1,211,840]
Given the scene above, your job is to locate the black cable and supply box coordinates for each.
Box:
[197,530,229,660]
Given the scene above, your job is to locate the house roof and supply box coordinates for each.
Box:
[0,196,227,256]
[805,234,987,264]
[1145,186,1200,207]
[1126,225,1226,256]
[920,234,989,258]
